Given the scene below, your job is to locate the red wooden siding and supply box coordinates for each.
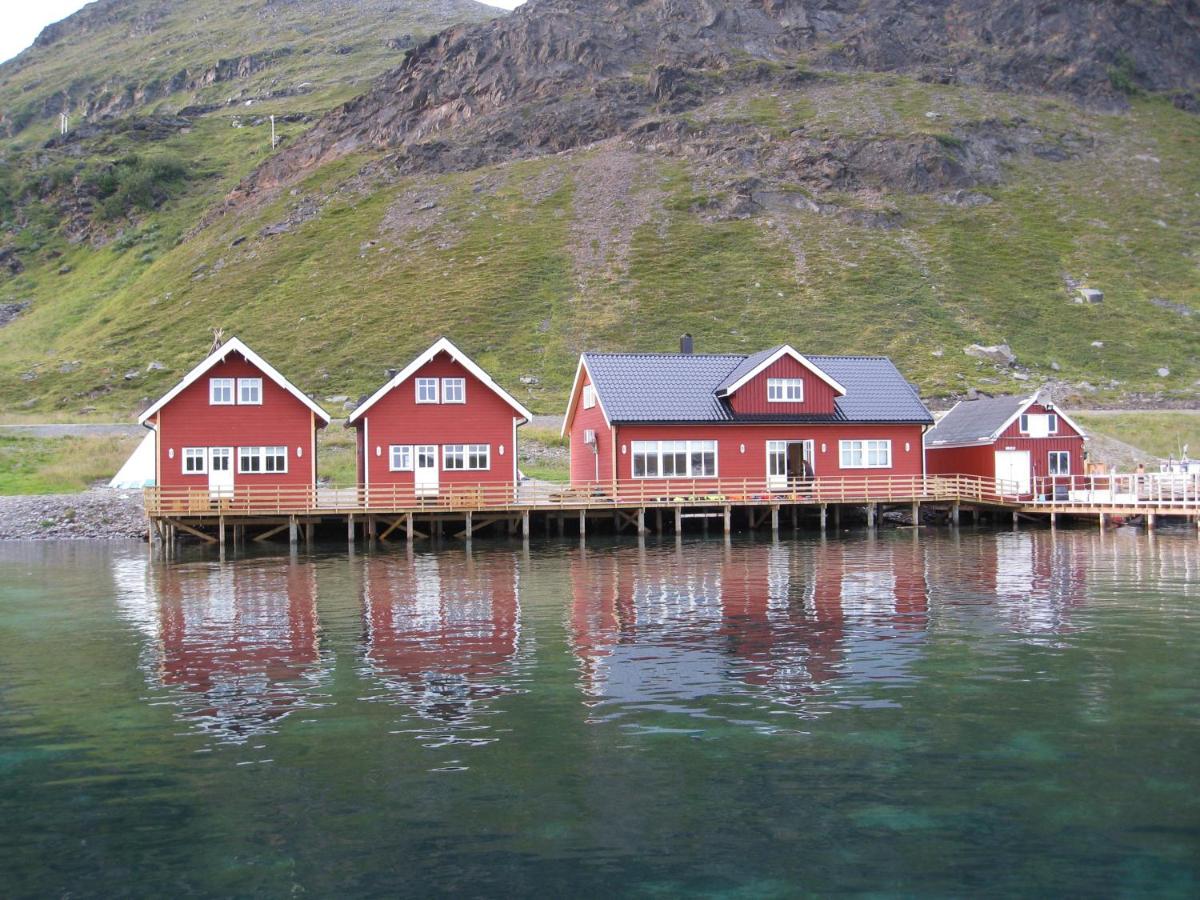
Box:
[155,355,318,489]
[725,355,839,416]
[608,423,925,483]
[927,403,1085,482]
[567,366,616,485]
[353,351,523,487]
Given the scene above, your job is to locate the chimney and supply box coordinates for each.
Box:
[680,333,694,355]
[385,367,399,380]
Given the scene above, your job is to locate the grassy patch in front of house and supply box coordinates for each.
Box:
[0,433,140,494]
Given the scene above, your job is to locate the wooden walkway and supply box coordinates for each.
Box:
[143,473,1200,546]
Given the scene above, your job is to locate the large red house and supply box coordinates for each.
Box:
[561,338,933,490]
[346,337,533,497]
[138,337,330,496]
[924,393,1086,496]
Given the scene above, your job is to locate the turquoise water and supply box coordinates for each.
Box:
[1,529,1198,897]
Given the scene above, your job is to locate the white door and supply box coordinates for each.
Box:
[994,450,1031,495]
[208,447,234,499]
[415,445,439,497]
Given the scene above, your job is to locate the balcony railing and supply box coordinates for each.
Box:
[143,474,1022,517]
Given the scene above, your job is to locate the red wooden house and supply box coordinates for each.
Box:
[562,337,933,490]
[138,337,330,497]
[924,393,1086,496]
[346,337,533,497]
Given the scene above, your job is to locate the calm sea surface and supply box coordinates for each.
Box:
[1,528,1198,897]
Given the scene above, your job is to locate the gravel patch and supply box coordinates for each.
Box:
[0,488,148,541]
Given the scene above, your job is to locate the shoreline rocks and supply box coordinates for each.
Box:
[0,488,147,541]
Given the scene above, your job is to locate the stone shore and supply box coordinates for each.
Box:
[0,488,148,541]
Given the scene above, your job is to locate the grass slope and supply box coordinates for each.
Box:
[0,75,1197,419]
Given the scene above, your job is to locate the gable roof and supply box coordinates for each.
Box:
[925,393,1086,447]
[346,337,533,425]
[138,337,330,426]
[715,345,846,397]
[571,351,932,426]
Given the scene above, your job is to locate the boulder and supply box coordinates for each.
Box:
[963,343,1016,366]
[1078,288,1104,304]
[146,360,166,372]
[1157,367,1170,378]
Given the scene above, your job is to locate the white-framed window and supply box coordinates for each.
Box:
[390,445,413,471]
[416,445,437,470]
[840,439,891,469]
[416,378,439,404]
[442,444,490,471]
[582,385,596,409]
[1048,451,1070,475]
[631,440,717,478]
[238,446,287,474]
[237,378,262,405]
[1019,413,1028,433]
[1047,413,1058,434]
[182,447,207,474]
[209,378,234,405]
[441,378,465,403]
[767,378,804,403]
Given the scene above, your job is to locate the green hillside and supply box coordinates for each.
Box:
[0,3,1197,419]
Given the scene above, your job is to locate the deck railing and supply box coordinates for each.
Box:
[1021,473,1200,510]
[143,473,1021,518]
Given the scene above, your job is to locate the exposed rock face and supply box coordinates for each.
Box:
[231,0,1200,202]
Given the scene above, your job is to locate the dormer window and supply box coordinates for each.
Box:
[767,378,804,403]
[238,378,262,405]
[441,378,466,403]
[209,378,234,405]
[416,378,439,403]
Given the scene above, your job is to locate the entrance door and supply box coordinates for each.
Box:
[208,447,234,499]
[994,450,1031,495]
[767,440,815,490]
[415,445,439,497]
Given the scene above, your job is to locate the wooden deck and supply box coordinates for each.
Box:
[143,473,1200,546]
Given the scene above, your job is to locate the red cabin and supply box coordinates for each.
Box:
[138,337,330,498]
[562,338,933,490]
[924,393,1086,497]
[346,337,533,498]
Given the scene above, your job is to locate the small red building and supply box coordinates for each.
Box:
[562,338,933,490]
[924,393,1086,496]
[138,337,330,497]
[346,337,533,497]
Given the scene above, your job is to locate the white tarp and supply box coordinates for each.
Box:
[109,430,156,489]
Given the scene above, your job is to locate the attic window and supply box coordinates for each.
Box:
[416,378,439,404]
[209,378,234,405]
[767,378,804,403]
[442,378,466,403]
[238,378,262,405]
[582,385,596,409]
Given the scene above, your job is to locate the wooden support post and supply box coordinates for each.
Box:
[579,509,586,538]
[368,515,377,543]
[406,512,415,544]
[832,505,841,530]
[1146,513,1156,532]
[819,504,827,533]
[791,505,798,532]
[655,508,663,534]
[770,505,780,539]
[675,506,682,535]
[219,516,226,552]
[465,511,473,541]
[866,504,875,529]
[951,502,960,526]
[348,514,355,544]
[305,522,314,546]
[637,508,646,535]
[1012,510,1019,530]
[613,511,621,533]
[1099,512,1107,531]
[521,510,530,540]
[1049,511,1056,529]
[723,505,732,539]
[507,516,517,536]
[911,501,919,526]
[556,513,565,537]
[289,515,298,546]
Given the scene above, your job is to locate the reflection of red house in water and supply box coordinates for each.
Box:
[361,553,521,721]
[151,560,326,743]
[568,541,928,707]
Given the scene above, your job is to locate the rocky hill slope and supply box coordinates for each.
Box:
[0,0,1197,418]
